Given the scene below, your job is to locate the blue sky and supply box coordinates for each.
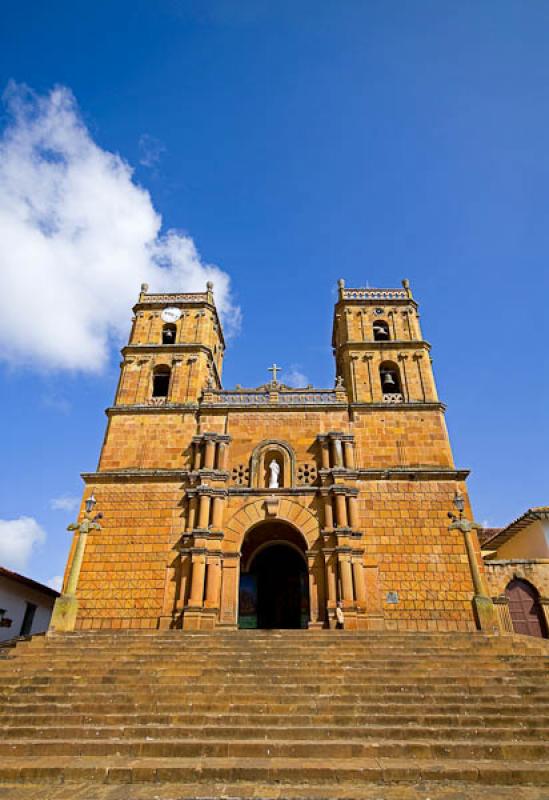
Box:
[0,1,547,588]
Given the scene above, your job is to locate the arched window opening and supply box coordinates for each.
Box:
[152,366,171,398]
[505,578,547,638]
[162,324,176,344]
[373,320,390,341]
[379,361,402,397]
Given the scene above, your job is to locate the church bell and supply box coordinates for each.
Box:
[382,371,396,386]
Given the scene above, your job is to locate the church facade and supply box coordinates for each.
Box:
[58,280,487,632]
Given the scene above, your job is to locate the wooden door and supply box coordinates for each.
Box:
[505,579,546,638]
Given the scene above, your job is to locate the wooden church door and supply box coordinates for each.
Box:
[505,579,546,638]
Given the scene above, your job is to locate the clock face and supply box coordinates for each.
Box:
[161,307,182,323]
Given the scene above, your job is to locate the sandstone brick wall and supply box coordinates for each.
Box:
[484,560,549,599]
[74,481,181,630]
[98,412,197,471]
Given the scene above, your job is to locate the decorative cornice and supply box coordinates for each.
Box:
[123,343,215,357]
[192,433,231,444]
[82,469,191,483]
[82,466,468,484]
[200,400,349,411]
[227,486,319,497]
[356,467,470,481]
[350,402,446,412]
[338,340,431,352]
[106,403,199,415]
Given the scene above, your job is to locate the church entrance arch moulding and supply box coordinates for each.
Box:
[239,521,309,629]
[221,497,325,630]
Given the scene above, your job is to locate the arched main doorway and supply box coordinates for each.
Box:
[505,578,547,638]
[238,521,309,629]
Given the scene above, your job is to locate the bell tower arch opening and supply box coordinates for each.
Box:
[238,521,309,630]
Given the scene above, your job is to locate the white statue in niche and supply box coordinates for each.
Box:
[268,459,281,489]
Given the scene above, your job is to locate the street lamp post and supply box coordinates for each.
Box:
[49,493,103,634]
[448,491,499,632]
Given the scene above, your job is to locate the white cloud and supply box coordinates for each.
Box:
[0,82,240,373]
[47,575,63,591]
[50,495,79,512]
[0,516,46,571]
[138,134,165,168]
[283,365,309,388]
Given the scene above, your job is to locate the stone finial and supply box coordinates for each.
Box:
[335,375,344,389]
[337,278,345,289]
[139,283,149,299]
[207,281,214,291]
[401,278,412,298]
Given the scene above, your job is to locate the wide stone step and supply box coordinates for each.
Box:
[2,710,549,729]
[0,781,546,800]
[3,723,549,742]
[0,695,549,716]
[4,665,549,685]
[1,754,549,786]
[4,737,549,760]
[3,688,547,705]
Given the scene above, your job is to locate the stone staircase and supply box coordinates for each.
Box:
[0,630,548,799]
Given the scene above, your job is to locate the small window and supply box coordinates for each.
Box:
[19,602,37,636]
[162,324,176,344]
[152,366,171,398]
[373,320,390,341]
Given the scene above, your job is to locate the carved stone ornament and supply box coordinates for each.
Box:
[264,496,280,517]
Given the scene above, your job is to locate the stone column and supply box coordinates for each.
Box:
[450,519,498,631]
[197,494,211,530]
[211,495,224,529]
[331,437,343,468]
[177,552,192,611]
[204,438,216,470]
[347,496,360,530]
[50,513,102,633]
[364,355,374,402]
[170,358,183,402]
[352,558,366,607]
[189,554,206,606]
[219,555,240,628]
[205,556,221,608]
[334,491,348,528]
[65,525,89,596]
[217,441,229,471]
[307,552,319,626]
[343,439,355,469]
[323,495,334,529]
[324,551,337,612]
[320,439,330,470]
[192,440,202,470]
[339,554,354,605]
[186,495,197,532]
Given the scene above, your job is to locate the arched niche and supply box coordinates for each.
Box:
[250,440,296,489]
[152,364,171,398]
[379,360,402,395]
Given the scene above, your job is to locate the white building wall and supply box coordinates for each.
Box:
[0,578,56,642]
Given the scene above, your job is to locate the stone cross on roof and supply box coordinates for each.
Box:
[268,363,281,383]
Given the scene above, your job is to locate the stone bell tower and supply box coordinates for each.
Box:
[99,282,225,472]
[332,279,438,405]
